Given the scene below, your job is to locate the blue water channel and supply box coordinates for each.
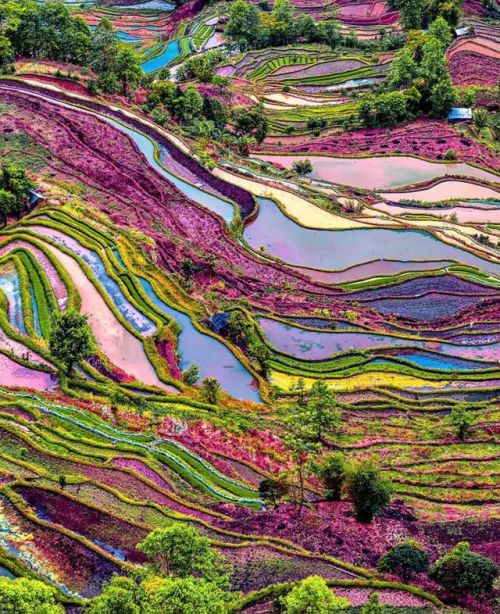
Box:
[29,225,156,335]
[141,39,181,73]
[139,278,261,402]
[0,264,26,335]
[29,285,43,337]
[103,116,235,222]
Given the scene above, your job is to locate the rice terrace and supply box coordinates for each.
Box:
[0,0,498,612]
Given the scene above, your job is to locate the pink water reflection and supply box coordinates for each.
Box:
[0,354,57,391]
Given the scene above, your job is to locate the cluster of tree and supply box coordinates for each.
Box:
[224,0,342,51]
[378,539,497,597]
[226,310,270,369]
[147,81,267,147]
[88,18,143,95]
[0,162,34,225]
[359,17,455,127]
[176,48,227,83]
[388,0,463,30]
[261,380,392,522]
[0,2,142,95]
[85,524,233,613]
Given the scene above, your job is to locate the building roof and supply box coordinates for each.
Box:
[448,107,472,120]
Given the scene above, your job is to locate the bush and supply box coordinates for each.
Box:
[443,148,458,161]
[428,542,498,596]
[291,160,313,176]
[281,576,350,612]
[315,452,346,501]
[200,378,222,405]
[345,459,392,523]
[378,540,429,581]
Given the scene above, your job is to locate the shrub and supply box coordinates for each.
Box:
[378,540,429,581]
[201,378,222,405]
[281,576,350,613]
[450,405,475,440]
[345,459,392,523]
[291,160,313,176]
[182,364,199,386]
[428,542,498,596]
[443,148,458,160]
[315,452,346,501]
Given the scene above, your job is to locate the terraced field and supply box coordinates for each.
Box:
[1,0,499,611]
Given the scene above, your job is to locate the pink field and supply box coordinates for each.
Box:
[374,202,500,224]
[254,153,499,190]
[0,354,57,391]
[261,119,500,171]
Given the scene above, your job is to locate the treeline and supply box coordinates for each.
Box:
[0,0,142,95]
[224,0,404,53]
[388,0,463,31]
[358,17,456,127]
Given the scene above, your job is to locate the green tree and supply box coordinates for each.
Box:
[316,452,346,501]
[420,35,448,84]
[224,0,262,51]
[91,17,118,76]
[388,47,418,88]
[200,377,222,404]
[345,459,392,523]
[378,540,429,581]
[285,380,341,443]
[429,542,498,596]
[281,576,350,613]
[259,478,288,508]
[374,91,410,126]
[137,525,231,588]
[85,576,140,614]
[202,97,228,132]
[0,34,14,73]
[182,364,199,385]
[0,162,33,216]
[428,16,453,52]
[266,0,294,46]
[115,45,143,97]
[0,188,16,225]
[292,159,313,175]
[425,0,462,26]
[0,577,64,614]
[176,86,203,124]
[398,0,423,30]
[233,105,268,144]
[226,310,254,346]
[429,75,455,117]
[145,576,228,614]
[49,309,93,374]
[450,405,475,440]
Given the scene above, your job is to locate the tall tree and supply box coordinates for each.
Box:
[115,46,143,97]
[137,524,231,588]
[49,309,93,374]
